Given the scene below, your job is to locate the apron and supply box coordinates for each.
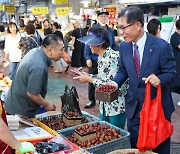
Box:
[0,101,13,154]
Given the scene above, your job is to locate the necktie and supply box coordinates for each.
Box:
[134,44,140,76]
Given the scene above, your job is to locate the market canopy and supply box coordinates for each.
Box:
[118,0,180,5]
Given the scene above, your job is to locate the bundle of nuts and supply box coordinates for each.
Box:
[75,124,94,135]
[40,115,89,131]
[40,116,67,131]
[65,111,81,118]
[67,123,122,148]
[97,85,116,93]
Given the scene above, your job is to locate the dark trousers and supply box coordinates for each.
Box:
[127,102,171,154]
[88,60,98,102]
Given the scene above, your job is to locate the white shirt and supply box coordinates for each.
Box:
[132,32,147,65]
[4,33,22,62]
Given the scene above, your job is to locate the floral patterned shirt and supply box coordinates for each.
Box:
[91,47,128,116]
[19,36,39,58]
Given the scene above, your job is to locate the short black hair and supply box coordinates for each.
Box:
[42,34,63,48]
[147,18,161,36]
[53,22,61,30]
[89,25,110,49]
[176,18,180,30]
[43,19,49,24]
[118,6,144,27]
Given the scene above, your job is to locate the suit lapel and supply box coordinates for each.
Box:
[139,34,154,78]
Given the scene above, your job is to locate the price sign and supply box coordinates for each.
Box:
[56,7,71,16]
[0,4,4,11]
[105,7,117,23]
[4,5,15,13]
[53,0,68,4]
[32,7,49,15]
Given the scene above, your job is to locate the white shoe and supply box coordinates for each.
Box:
[177,101,180,106]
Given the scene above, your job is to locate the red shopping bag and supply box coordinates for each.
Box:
[137,82,173,152]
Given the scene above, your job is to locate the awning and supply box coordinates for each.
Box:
[118,0,180,5]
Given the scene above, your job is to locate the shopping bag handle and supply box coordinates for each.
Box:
[145,82,161,103]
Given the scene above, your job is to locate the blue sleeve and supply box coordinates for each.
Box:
[113,45,128,87]
[170,33,180,48]
[84,44,91,60]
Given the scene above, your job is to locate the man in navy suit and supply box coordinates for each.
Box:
[113,6,176,154]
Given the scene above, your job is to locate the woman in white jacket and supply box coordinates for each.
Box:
[4,22,22,80]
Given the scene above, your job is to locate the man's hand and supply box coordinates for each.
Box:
[44,103,56,112]
[86,59,92,68]
[142,74,161,87]
[17,142,35,153]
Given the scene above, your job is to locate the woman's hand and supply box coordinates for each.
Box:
[86,59,92,68]
[73,73,93,83]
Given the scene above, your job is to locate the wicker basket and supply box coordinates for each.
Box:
[108,149,157,154]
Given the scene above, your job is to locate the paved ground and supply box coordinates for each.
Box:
[45,66,180,144]
[4,65,180,153]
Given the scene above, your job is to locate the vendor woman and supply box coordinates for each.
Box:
[0,100,35,153]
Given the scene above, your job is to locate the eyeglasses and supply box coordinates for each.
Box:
[99,15,108,18]
[117,22,137,31]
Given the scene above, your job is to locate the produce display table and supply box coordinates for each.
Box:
[11,118,80,153]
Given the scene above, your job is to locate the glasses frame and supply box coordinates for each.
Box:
[117,22,137,31]
[99,14,108,18]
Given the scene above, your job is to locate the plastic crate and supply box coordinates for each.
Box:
[37,111,100,133]
[60,121,130,154]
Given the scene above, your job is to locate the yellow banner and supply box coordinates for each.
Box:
[56,7,71,16]
[32,7,49,15]
[54,0,68,4]
[0,4,4,11]
[4,5,15,13]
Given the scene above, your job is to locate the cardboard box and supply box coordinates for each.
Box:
[95,89,119,102]
[63,114,82,126]
[74,129,96,143]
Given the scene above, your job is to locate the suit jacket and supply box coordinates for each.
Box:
[113,34,176,119]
